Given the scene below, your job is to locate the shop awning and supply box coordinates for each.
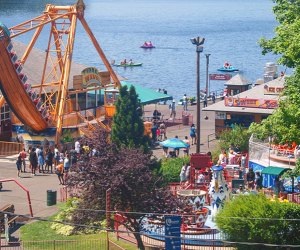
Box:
[121,81,173,105]
[261,166,288,176]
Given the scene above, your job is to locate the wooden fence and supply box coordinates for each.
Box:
[0,141,23,156]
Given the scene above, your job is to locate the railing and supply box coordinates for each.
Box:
[207,133,217,148]
[0,141,23,156]
[21,239,106,249]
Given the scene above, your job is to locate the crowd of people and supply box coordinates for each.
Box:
[15,140,93,185]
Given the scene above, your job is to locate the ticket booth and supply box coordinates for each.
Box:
[104,89,119,118]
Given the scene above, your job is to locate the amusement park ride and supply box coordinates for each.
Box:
[0,0,120,144]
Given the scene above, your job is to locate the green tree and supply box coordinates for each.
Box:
[249,69,300,144]
[216,194,300,249]
[111,85,149,152]
[259,0,300,68]
[251,0,300,143]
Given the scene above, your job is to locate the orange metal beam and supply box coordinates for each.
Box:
[80,17,121,88]
[9,12,72,38]
[20,15,49,64]
[55,10,78,143]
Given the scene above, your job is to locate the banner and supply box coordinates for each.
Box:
[224,97,278,109]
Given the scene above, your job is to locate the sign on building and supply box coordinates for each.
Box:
[215,112,226,120]
[209,74,232,81]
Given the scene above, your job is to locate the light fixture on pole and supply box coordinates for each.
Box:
[205,54,211,97]
[190,37,205,153]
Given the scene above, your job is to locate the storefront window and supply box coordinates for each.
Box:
[224,114,254,128]
[87,90,96,109]
[97,89,104,106]
[78,92,86,110]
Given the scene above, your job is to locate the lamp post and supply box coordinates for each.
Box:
[205,54,211,97]
[268,136,271,167]
[191,37,205,153]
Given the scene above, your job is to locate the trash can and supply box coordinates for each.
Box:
[182,115,189,126]
[47,190,57,206]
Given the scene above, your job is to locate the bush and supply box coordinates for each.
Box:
[216,194,300,249]
[219,125,251,152]
[159,156,190,183]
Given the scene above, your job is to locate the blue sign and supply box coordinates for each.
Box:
[165,215,181,250]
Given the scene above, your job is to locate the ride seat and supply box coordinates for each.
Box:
[7,42,13,52]
[9,51,18,63]
[18,73,27,84]
[14,61,23,74]
[23,83,31,92]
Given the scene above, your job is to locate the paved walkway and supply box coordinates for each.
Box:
[144,100,217,158]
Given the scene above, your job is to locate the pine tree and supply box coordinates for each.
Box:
[111,85,149,151]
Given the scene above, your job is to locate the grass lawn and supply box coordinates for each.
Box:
[20,218,137,250]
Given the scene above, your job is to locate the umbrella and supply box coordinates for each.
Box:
[160,138,189,149]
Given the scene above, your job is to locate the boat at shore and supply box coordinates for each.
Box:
[217,66,239,72]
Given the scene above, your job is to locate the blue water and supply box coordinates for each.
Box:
[0,0,282,100]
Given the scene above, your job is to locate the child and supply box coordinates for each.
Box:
[16,154,22,178]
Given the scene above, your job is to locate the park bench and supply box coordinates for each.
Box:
[0,204,18,233]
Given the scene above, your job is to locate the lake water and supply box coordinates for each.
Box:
[0,0,281,100]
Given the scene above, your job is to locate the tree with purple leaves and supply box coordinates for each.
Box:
[67,129,181,250]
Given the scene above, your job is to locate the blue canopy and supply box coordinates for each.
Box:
[160,138,189,149]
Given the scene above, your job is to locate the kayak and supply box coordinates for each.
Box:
[140,45,155,49]
[114,63,143,67]
[217,66,239,72]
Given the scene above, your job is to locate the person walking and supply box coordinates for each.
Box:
[189,124,196,145]
[212,92,216,103]
[45,148,54,173]
[246,168,255,189]
[203,93,208,108]
[63,153,70,184]
[183,136,190,156]
[169,100,176,119]
[55,163,64,185]
[19,148,27,172]
[182,94,188,111]
[180,164,187,185]
[29,148,38,176]
[16,153,22,178]
[37,147,45,173]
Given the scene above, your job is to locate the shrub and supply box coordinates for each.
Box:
[216,194,300,249]
[51,198,104,236]
[159,156,190,183]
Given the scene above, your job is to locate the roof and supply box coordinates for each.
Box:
[121,81,173,105]
[203,77,285,114]
[261,166,288,176]
[224,74,251,86]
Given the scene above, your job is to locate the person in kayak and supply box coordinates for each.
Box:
[129,59,134,65]
[121,59,127,65]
